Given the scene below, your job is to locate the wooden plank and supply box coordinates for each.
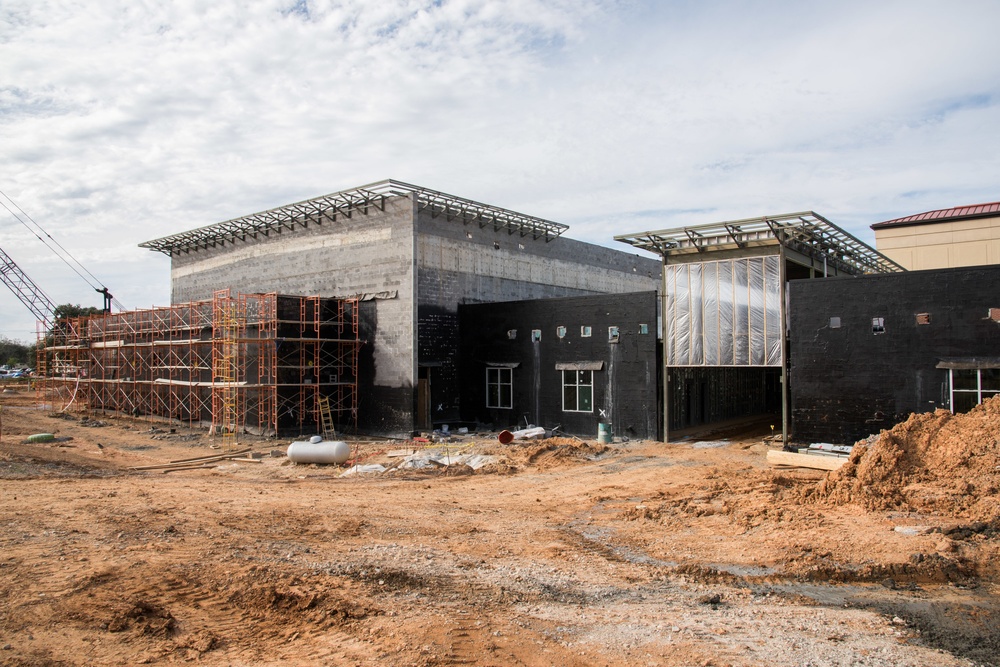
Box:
[128,450,253,471]
[767,449,847,471]
[168,448,252,464]
[386,449,416,458]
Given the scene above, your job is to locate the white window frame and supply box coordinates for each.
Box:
[562,369,593,413]
[486,367,513,409]
[949,368,1000,413]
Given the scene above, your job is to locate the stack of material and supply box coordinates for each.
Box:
[128,448,253,473]
[767,443,852,471]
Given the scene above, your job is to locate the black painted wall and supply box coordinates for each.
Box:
[458,291,660,440]
[788,265,1000,444]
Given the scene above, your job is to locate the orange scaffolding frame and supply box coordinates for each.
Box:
[36,293,360,437]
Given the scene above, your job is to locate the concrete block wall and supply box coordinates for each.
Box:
[788,265,1000,444]
[416,209,661,424]
[458,291,660,439]
[165,188,662,435]
[169,197,417,434]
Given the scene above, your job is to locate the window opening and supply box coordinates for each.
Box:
[638,323,649,335]
[556,326,566,338]
[580,326,592,338]
[830,317,841,329]
[916,313,931,325]
[507,329,517,340]
[608,326,620,343]
[872,317,885,335]
[486,367,513,409]
[531,329,541,342]
[563,369,593,412]
[950,368,1000,413]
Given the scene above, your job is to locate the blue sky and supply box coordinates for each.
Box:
[2,0,999,342]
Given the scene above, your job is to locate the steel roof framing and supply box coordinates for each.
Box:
[140,179,569,256]
[615,211,904,275]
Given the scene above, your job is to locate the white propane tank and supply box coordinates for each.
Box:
[286,440,351,464]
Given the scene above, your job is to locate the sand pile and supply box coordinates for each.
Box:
[807,395,1000,521]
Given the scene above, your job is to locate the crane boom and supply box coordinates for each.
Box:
[0,246,56,329]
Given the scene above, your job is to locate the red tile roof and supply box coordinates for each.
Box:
[871,201,1000,229]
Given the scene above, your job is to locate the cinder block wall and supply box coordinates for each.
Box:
[166,191,662,435]
[169,197,417,434]
[788,265,1000,444]
[416,209,660,424]
[458,291,660,439]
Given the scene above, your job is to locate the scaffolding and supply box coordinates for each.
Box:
[35,292,360,437]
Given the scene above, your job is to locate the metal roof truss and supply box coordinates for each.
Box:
[140,180,568,256]
[615,212,904,275]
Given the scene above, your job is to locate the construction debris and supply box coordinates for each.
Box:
[498,426,547,444]
[127,448,253,472]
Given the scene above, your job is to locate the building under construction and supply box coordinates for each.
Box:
[139,179,661,435]
[36,290,360,440]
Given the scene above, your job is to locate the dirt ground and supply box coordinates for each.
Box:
[1,386,998,667]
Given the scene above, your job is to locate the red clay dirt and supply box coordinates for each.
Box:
[1,386,998,666]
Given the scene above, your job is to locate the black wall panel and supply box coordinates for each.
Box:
[459,291,659,440]
[788,265,1000,444]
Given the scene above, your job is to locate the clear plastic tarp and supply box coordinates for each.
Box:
[665,256,782,366]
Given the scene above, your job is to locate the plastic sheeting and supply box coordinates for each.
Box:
[665,256,782,367]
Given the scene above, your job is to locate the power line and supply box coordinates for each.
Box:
[0,188,125,311]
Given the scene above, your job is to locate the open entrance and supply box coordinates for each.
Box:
[668,366,781,432]
[417,366,432,430]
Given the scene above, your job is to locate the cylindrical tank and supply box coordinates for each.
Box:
[597,423,611,444]
[287,440,351,464]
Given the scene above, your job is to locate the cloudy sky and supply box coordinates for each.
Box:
[2,0,998,342]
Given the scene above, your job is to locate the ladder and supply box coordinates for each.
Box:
[318,395,336,440]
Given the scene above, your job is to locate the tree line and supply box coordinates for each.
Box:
[2,304,104,367]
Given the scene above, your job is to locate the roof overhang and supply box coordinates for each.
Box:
[871,201,1000,230]
[140,179,569,256]
[615,211,905,275]
[936,357,1000,370]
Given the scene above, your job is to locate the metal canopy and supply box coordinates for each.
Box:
[615,211,905,275]
[140,179,569,256]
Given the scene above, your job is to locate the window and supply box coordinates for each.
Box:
[581,326,592,337]
[486,367,513,409]
[639,323,649,335]
[563,370,593,412]
[507,329,517,340]
[872,317,885,334]
[608,326,620,342]
[950,368,1000,413]
[556,326,567,338]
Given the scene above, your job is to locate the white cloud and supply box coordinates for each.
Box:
[1,0,999,341]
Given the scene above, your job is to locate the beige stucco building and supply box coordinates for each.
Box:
[872,201,1000,270]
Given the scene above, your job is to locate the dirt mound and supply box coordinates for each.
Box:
[476,437,609,470]
[509,438,608,469]
[807,395,1000,521]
